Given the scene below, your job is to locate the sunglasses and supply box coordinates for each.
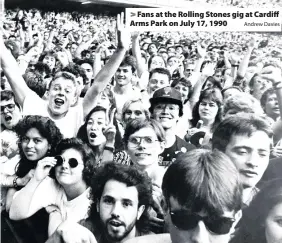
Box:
[54,155,80,168]
[170,210,235,235]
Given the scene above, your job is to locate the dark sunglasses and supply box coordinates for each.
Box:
[170,210,235,235]
[54,155,80,168]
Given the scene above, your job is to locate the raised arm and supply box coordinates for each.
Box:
[0,33,31,107]
[83,13,130,118]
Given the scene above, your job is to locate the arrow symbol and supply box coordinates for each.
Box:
[130,12,136,17]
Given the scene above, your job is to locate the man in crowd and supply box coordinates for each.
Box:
[147,68,171,97]
[149,86,195,166]
[46,163,154,243]
[212,113,272,206]
[125,149,243,243]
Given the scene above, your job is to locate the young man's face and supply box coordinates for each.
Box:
[1,98,22,129]
[265,93,280,119]
[224,131,271,189]
[115,65,133,87]
[48,77,76,117]
[148,72,170,95]
[152,102,180,130]
[98,179,144,242]
[252,75,272,100]
[166,197,238,243]
[80,63,93,85]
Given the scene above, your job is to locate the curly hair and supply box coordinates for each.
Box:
[231,179,282,243]
[14,115,63,177]
[50,138,98,186]
[63,63,88,85]
[88,163,153,234]
[190,88,223,131]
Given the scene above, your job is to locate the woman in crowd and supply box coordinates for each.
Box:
[185,87,223,147]
[9,138,97,236]
[231,179,282,243]
[148,54,166,71]
[5,115,63,210]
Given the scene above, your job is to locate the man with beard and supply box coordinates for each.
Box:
[46,163,153,243]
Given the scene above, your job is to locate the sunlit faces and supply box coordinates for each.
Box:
[149,56,165,71]
[148,73,170,94]
[174,83,190,102]
[55,148,85,187]
[166,197,238,243]
[1,98,22,129]
[80,63,93,84]
[43,55,56,70]
[184,64,195,78]
[21,128,50,161]
[225,131,271,189]
[126,127,164,168]
[265,202,282,243]
[98,179,145,242]
[198,99,219,123]
[86,110,107,146]
[123,102,147,125]
[264,93,280,120]
[115,65,133,87]
[48,77,77,117]
[252,75,272,100]
[152,103,180,130]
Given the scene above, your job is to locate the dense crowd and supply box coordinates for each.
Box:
[1,6,282,243]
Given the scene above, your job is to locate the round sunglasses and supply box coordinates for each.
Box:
[54,155,81,168]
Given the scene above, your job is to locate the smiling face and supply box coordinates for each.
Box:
[98,179,144,242]
[1,98,22,129]
[86,110,107,146]
[174,83,190,102]
[21,128,50,161]
[148,73,170,95]
[48,77,76,117]
[123,102,147,125]
[115,65,133,87]
[55,148,85,188]
[224,131,271,189]
[126,127,164,168]
[43,55,56,70]
[265,202,282,243]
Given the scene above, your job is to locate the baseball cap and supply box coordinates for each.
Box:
[149,87,183,116]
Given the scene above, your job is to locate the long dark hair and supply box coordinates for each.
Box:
[231,179,282,243]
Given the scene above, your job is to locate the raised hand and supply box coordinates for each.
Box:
[197,41,207,59]
[116,12,130,50]
[103,108,117,145]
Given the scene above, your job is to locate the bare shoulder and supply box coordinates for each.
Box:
[124,234,171,243]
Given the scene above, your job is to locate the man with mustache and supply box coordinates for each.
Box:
[46,163,153,243]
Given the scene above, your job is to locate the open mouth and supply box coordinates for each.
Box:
[4,115,12,122]
[109,220,123,227]
[54,98,65,106]
[89,132,97,139]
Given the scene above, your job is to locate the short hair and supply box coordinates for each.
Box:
[76,58,94,67]
[52,138,98,186]
[162,149,242,215]
[33,62,52,76]
[88,163,153,233]
[63,63,88,85]
[149,67,171,81]
[221,86,242,96]
[48,71,77,90]
[231,179,282,243]
[123,119,165,146]
[77,106,108,145]
[223,93,264,116]
[14,115,63,177]
[190,88,223,129]
[0,90,20,109]
[171,77,193,100]
[23,71,47,98]
[119,55,137,73]
[212,113,273,152]
[148,54,166,69]
[39,50,56,62]
[121,98,150,124]
[260,88,276,109]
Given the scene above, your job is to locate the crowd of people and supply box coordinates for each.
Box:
[1,6,282,243]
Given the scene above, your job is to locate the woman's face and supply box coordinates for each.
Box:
[55,148,85,187]
[126,127,164,169]
[123,102,147,125]
[21,128,50,161]
[204,80,214,90]
[43,55,56,70]
[174,83,189,102]
[149,56,165,71]
[86,110,107,146]
[198,99,219,122]
[265,202,282,243]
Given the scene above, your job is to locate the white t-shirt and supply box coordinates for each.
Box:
[23,91,84,138]
[26,177,91,222]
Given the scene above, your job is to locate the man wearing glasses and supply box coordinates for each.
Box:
[124,149,243,243]
[149,86,195,167]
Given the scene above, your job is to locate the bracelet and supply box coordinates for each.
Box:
[231,64,239,67]
[104,146,114,153]
[13,176,19,188]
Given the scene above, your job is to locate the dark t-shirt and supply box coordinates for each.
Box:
[259,157,282,187]
[158,135,195,167]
